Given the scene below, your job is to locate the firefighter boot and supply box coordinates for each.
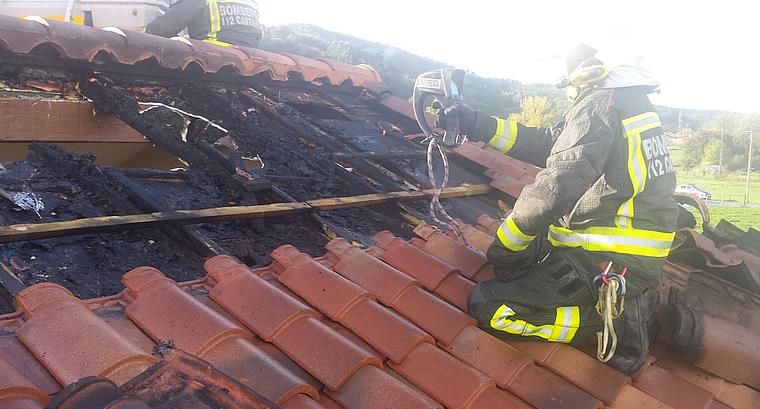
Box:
[606,288,659,375]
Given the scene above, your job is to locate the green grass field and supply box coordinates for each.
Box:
[670,147,760,229]
[676,172,760,204]
[689,206,760,231]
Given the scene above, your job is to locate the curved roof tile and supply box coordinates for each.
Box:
[0,15,383,87]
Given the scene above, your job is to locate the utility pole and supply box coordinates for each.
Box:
[718,127,724,179]
[745,129,754,206]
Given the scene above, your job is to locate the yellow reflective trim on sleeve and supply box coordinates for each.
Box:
[490,304,580,343]
[487,118,519,154]
[547,224,675,258]
[206,0,221,41]
[496,214,536,252]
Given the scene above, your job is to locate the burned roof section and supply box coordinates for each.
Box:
[0,15,758,409]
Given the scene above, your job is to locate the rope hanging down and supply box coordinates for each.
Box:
[594,262,627,362]
[425,138,463,238]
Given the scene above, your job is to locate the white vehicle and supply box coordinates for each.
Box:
[675,184,712,200]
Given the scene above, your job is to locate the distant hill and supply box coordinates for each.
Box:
[260,24,720,130]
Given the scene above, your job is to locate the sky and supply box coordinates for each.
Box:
[258,0,758,113]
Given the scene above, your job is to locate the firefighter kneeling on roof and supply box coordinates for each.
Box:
[445,44,678,375]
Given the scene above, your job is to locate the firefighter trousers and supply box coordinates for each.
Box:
[468,246,605,346]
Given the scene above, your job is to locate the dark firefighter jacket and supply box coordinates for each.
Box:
[471,86,678,295]
[146,0,262,48]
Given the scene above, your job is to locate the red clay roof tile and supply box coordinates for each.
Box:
[14,284,157,386]
[0,15,381,87]
[434,273,475,311]
[391,285,476,345]
[413,224,488,278]
[205,256,319,341]
[508,341,559,365]
[373,231,457,290]
[122,267,250,355]
[199,336,319,404]
[326,365,441,409]
[467,385,532,409]
[0,354,48,409]
[205,257,381,390]
[608,385,674,409]
[272,245,371,321]
[341,298,433,363]
[272,315,382,391]
[696,313,760,386]
[1,235,753,409]
[325,238,417,306]
[634,364,714,409]
[457,222,496,254]
[535,344,630,405]
[714,381,760,409]
[507,364,602,409]
[706,400,733,409]
[316,395,344,409]
[389,342,494,409]
[470,265,496,283]
[476,214,501,235]
[442,325,533,388]
[0,335,61,395]
[281,394,327,409]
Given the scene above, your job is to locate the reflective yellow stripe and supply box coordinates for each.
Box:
[206,0,221,41]
[487,118,519,153]
[203,39,232,47]
[496,214,536,252]
[547,224,675,258]
[490,304,580,343]
[616,112,661,228]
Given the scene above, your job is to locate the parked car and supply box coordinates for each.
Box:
[675,184,712,200]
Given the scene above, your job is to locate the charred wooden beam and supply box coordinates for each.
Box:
[0,184,490,243]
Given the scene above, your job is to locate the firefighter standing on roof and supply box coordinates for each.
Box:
[146,0,262,48]
[445,44,678,375]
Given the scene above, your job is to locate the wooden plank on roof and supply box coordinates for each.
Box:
[0,99,146,143]
[0,184,491,243]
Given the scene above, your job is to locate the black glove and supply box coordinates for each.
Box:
[485,239,536,282]
[437,101,478,136]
